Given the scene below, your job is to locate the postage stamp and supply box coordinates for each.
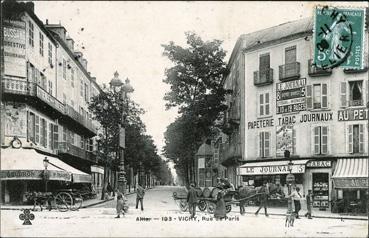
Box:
[313,6,366,70]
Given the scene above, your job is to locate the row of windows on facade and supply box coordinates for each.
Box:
[258,80,368,117]
[28,63,93,117]
[28,21,53,66]
[258,124,365,158]
[257,45,297,73]
[27,111,95,152]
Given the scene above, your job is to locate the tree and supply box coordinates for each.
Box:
[162,32,228,185]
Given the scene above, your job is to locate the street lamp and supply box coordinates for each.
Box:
[43,157,49,193]
[109,71,134,194]
[285,150,295,214]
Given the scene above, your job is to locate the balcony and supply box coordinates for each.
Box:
[349,99,363,107]
[63,105,97,136]
[254,68,273,86]
[2,78,34,95]
[279,62,300,81]
[58,142,96,163]
[220,142,242,166]
[35,85,65,114]
[308,59,332,77]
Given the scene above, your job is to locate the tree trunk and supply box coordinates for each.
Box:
[100,164,107,200]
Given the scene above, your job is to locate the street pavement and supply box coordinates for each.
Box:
[1,186,367,237]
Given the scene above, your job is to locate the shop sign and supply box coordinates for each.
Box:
[0,170,71,181]
[307,160,332,168]
[333,178,368,188]
[4,20,26,78]
[277,112,333,126]
[247,118,274,130]
[276,78,306,114]
[239,164,305,175]
[337,108,368,121]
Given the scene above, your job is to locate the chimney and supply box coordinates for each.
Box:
[45,24,67,42]
[66,37,74,51]
[82,59,88,70]
[25,2,34,13]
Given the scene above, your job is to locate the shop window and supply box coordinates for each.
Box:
[259,131,270,158]
[312,173,329,209]
[348,124,364,154]
[313,126,329,155]
[258,92,270,116]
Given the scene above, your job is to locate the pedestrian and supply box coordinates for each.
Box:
[186,183,198,218]
[304,189,313,219]
[136,183,145,211]
[289,187,302,219]
[237,185,246,215]
[214,191,227,219]
[115,190,126,218]
[255,181,269,217]
[107,182,113,197]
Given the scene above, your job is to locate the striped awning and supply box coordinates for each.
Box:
[332,158,368,189]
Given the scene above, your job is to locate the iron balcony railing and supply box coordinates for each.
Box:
[279,62,300,81]
[308,59,332,77]
[253,68,273,86]
[58,142,97,163]
[64,105,97,135]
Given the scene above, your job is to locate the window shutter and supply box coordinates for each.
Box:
[340,82,347,107]
[366,80,369,107]
[313,126,320,155]
[322,83,328,108]
[35,115,39,144]
[49,123,53,150]
[264,131,270,157]
[44,120,48,148]
[321,126,328,154]
[265,93,270,115]
[53,124,59,150]
[259,94,264,116]
[348,124,353,153]
[359,124,364,153]
[258,132,262,157]
[28,113,35,142]
[306,85,313,110]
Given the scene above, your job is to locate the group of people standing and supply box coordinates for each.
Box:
[114,183,146,218]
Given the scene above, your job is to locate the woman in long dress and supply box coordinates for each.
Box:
[214,191,226,219]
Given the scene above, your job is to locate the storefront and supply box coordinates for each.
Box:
[1,148,91,204]
[332,158,368,214]
[239,159,309,206]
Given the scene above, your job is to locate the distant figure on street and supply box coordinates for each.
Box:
[237,185,246,215]
[304,189,313,219]
[186,183,198,218]
[107,182,113,197]
[136,183,145,211]
[255,181,269,217]
[289,187,302,219]
[214,191,227,219]
[115,190,126,218]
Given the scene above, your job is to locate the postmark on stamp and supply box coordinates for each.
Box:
[313,6,366,70]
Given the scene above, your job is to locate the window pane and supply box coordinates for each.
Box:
[313,85,321,108]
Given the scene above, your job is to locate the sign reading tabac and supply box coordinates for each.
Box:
[313,6,365,70]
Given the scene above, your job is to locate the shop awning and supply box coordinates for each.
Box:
[332,158,368,189]
[239,159,309,175]
[0,148,91,183]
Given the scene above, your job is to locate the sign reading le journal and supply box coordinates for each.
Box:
[276,78,306,114]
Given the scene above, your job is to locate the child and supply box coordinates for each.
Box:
[115,190,126,218]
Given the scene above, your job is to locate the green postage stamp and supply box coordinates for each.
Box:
[313,6,366,70]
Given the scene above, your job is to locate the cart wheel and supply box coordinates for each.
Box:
[206,202,216,214]
[55,192,72,212]
[179,200,188,212]
[226,204,232,213]
[198,200,207,211]
[70,194,83,211]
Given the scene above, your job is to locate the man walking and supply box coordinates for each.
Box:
[255,181,269,217]
[136,183,145,211]
[187,183,198,218]
[304,189,313,219]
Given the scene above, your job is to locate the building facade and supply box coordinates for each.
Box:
[1,1,104,203]
[223,12,368,213]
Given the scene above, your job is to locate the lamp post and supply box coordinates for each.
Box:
[43,157,49,193]
[109,71,134,194]
[285,150,295,213]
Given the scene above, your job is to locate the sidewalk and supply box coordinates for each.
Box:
[0,186,154,211]
[239,205,368,221]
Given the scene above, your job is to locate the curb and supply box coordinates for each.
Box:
[242,211,368,221]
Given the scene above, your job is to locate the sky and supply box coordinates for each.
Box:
[33,1,367,177]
